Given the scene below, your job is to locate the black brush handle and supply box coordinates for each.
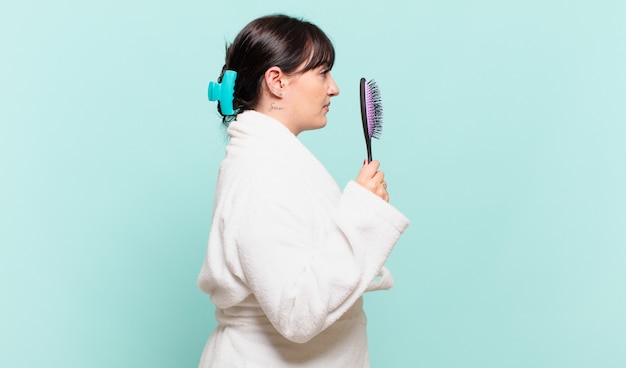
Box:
[359,78,373,162]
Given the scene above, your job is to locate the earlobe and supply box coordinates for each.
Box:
[265,66,285,98]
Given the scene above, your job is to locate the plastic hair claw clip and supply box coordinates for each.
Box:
[208,70,237,115]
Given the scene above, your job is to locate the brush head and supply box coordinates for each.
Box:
[360,78,384,140]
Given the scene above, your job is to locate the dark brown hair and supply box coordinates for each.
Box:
[216,14,335,124]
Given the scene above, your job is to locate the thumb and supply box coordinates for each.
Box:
[357,160,380,181]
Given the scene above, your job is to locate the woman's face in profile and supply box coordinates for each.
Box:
[282,65,340,134]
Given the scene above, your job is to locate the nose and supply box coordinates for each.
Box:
[328,74,340,96]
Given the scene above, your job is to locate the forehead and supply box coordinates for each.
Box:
[301,36,335,70]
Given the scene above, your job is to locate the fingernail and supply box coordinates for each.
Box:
[363,159,367,166]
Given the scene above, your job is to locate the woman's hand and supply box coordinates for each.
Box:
[355,160,389,202]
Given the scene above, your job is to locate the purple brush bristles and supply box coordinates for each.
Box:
[363,79,383,139]
[359,77,384,162]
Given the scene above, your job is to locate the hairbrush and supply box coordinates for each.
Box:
[359,78,383,162]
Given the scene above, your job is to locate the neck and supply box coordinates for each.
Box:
[255,97,300,135]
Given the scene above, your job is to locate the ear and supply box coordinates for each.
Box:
[264,66,285,98]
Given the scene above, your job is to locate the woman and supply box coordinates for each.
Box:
[198,14,409,367]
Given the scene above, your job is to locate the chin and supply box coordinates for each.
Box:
[310,119,327,130]
[301,118,327,133]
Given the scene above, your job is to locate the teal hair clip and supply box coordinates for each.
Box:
[208,70,237,115]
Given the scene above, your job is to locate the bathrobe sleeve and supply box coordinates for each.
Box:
[233,164,409,343]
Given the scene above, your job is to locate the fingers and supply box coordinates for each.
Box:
[373,173,389,202]
[356,160,380,182]
[355,160,389,202]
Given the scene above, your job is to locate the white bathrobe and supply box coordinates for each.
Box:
[197,110,409,367]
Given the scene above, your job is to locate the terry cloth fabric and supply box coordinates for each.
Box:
[197,110,409,367]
